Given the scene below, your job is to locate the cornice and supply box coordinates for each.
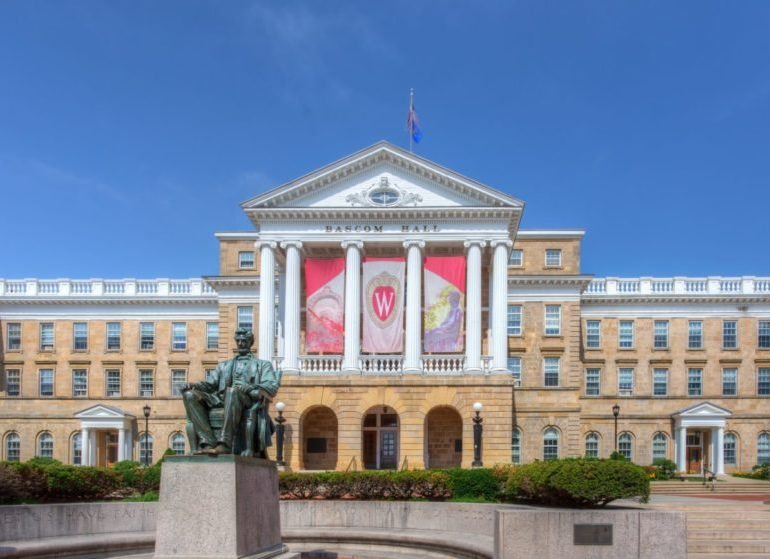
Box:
[203,276,259,288]
[508,275,594,287]
[245,206,521,221]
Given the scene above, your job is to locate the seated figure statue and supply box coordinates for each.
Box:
[182,328,281,457]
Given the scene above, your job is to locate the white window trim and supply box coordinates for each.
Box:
[722,319,739,350]
[618,367,634,396]
[585,320,601,349]
[238,251,256,269]
[544,249,562,268]
[544,305,561,336]
[38,368,55,397]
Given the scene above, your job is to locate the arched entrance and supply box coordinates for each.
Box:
[362,406,399,470]
[425,406,462,468]
[301,406,338,470]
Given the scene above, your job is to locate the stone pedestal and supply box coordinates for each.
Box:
[155,455,295,559]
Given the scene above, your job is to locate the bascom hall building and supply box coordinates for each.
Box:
[2,142,770,475]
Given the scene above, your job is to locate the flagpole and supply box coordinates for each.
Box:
[408,88,414,153]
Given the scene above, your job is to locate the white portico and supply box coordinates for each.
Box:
[74,404,135,466]
[672,402,732,476]
[238,142,524,376]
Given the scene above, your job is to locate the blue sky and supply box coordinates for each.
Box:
[1,1,769,279]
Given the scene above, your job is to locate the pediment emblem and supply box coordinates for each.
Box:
[345,176,423,208]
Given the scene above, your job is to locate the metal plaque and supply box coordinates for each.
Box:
[573,524,613,546]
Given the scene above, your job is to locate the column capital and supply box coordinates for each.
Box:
[490,239,513,249]
[402,239,426,250]
[341,240,364,250]
[255,240,278,250]
[463,240,487,249]
[279,240,303,251]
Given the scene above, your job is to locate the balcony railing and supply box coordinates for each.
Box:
[298,355,343,376]
[423,355,465,375]
[291,354,495,376]
[361,355,403,376]
[0,278,217,298]
[585,277,770,297]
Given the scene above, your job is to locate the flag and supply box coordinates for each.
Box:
[407,104,423,144]
[423,256,466,353]
[362,257,406,353]
[305,258,345,353]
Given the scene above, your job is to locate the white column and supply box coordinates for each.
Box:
[342,240,363,373]
[714,426,725,475]
[403,240,425,374]
[464,240,486,373]
[126,429,134,461]
[81,427,90,466]
[89,430,97,466]
[676,426,687,473]
[117,428,126,462]
[490,240,513,372]
[256,241,277,362]
[280,241,303,374]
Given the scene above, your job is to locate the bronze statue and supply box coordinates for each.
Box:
[182,328,281,457]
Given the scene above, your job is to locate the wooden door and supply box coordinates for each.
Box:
[687,447,702,474]
[363,431,377,469]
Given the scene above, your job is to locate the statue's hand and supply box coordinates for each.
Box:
[235,383,252,395]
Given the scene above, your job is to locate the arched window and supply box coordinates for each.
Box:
[543,428,559,461]
[511,428,522,464]
[140,433,154,465]
[72,432,82,465]
[585,432,599,458]
[652,432,668,462]
[724,433,737,466]
[5,433,20,462]
[170,432,186,455]
[758,432,770,465]
[618,432,633,461]
[37,432,53,458]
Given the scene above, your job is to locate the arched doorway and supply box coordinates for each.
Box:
[301,406,338,470]
[425,406,462,468]
[362,406,399,470]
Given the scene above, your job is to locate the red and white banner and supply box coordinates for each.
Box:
[423,256,466,353]
[362,257,405,353]
[305,258,345,353]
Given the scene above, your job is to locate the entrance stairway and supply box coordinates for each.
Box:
[651,475,770,496]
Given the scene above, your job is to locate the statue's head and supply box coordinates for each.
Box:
[234,328,254,354]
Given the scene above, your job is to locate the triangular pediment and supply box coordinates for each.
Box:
[673,402,732,418]
[241,141,524,212]
[74,404,134,419]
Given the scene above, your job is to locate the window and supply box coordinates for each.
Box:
[509,249,523,266]
[687,368,703,396]
[72,432,82,465]
[37,432,53,458]
[5,369,21,397]
[723,320,738,349]
[758,432,770,465]
[724,433,737,466]
[7,323,21,351]
[619,320,634,348]
[585,368,601,396]
[544,357,560,387]
[507,305,522,336]
[139,369,154,397]
[206,322,219,350]
[507,357,521,386]
[759,321,770,349]
[72,369,88,397]
[585,320,601,348]
[237,306,253,332]
[106,369,121,397]
[170,432,186,455]
[238,251,255,269]
[543,428,559,460]
[171,369,187,396]
[140,433,154,465]
[688,320,703,349]
[6,433,20,462]
[618,368,634,396]
[39,322,54,351]
[545,249,562,267]
[511,428,521,464]
[140,322,155,350]
[758,368,770,396]
[653,320,669,349]
[39,369,54,397]
[652,433,668,462]
[585,432,599,458]
[544,305,561,336]
[172,322,187,350]
[653,368,668,397]
[722,368,738,396]
[618,432,633,461]
[73,322,88,351]
[106,322,121,351]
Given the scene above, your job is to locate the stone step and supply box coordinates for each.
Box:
[690,529,770,540]
[689,554,770,559]
[688,540,770,554]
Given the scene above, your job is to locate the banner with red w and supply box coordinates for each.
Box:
[423,256,466,353]
[362,257,405,353]
[305,258,345,353]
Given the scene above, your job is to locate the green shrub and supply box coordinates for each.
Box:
[278,470,451,500]
[444,468,501,501]
[750,463,770,480]
[651,458,677,480]
[113,460,143,487]
[609,451,627,462]
[506,458,650,507]
[45,465,123,501]
[25,457,62,468]
[0,463,26,504]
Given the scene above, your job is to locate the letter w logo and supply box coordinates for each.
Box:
[372,286,396,322]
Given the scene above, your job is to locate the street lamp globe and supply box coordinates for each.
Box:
[275,402,286,412]
[473,402,483,413]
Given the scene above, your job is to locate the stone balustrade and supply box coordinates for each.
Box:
[585,276,770,297]
[0,278,217,298]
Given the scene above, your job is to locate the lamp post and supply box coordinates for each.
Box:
[142,405,151,467]
[275,402,286,467]
[612,403,620,453]
[472,402,483,467]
